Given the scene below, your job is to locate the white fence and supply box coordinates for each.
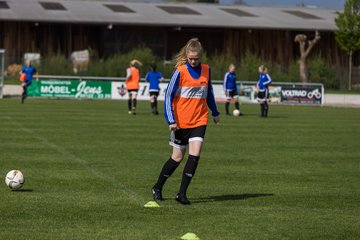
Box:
[4,74,325,105]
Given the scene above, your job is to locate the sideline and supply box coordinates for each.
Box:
[3,84,360,107]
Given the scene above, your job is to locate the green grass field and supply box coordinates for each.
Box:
[0,99,359,240]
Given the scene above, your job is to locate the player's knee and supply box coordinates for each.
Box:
[172,155,183,162]
[171,151,184,162]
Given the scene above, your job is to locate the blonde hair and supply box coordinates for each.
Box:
[174,38,203,68]
[259,65,268,73]
[130,59,142,67]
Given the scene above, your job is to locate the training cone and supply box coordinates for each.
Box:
[144,201,160,208]
[180,232,200,240]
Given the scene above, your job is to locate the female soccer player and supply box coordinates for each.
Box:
[223,63,241,115]
[256,65,272,117]
[151,38,220,205]
[20,60,38,104]
[145,64,164,115]
[126,59,142,115]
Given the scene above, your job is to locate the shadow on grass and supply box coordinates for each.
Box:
[192,193,274,203]
[265,116,288,119]
[12,189,33,192]
[231,113,288,119]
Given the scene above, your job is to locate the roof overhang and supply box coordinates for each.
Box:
[0,0,339,31]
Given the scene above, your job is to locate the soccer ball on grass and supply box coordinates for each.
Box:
[233,109,241,116]
[5,170,25,190]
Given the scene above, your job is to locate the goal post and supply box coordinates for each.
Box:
[0,49,5,99]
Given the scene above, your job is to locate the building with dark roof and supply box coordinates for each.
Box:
[0,0,357,80]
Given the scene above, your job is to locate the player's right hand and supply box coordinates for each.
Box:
[169,123,178,131]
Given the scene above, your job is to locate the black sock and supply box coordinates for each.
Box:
[21,87,27,102]
[154,98,158,112]
[154,158,180,190]
[23,86,27,96]
[225,102,230,115]
[132,99,137,109]
[128,99,132,111]
[179,155,200,196]
[264,102,269,117]
[260,104,264,117]
[235,102,240,110]
[151,102,155,111]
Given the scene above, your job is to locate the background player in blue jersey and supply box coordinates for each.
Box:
[256,65,272,117]
[145,64,164,115]
[20,60,38,104]
[223,64,241,115]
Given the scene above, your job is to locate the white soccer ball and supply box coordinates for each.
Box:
[5,170,25,190]
[233,109,241,116]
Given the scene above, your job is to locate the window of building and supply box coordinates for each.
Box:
[39,2,67,11]
[104,4,135,13]
[157,6,201,15]
[0,1,10,9]
[283,10,323,20]
[220,8,256,17]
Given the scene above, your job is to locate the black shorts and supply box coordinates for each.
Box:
[149,91,159,97]
[225,90,238,99]
[169,125,207,149]
[127,89,138,94]
[257,89,269,101]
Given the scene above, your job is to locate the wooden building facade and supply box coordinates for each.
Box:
[1,21,356,69]
[0,0,358,84]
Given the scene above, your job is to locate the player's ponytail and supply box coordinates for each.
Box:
[174,38,203,68]
[259,65,268,73]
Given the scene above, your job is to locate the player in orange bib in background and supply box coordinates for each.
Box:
[126,59,142,115]
[151,38,220,205]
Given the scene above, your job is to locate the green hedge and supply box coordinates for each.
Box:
[5,47,340,88]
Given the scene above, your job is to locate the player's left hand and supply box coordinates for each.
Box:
[213,115,220,124]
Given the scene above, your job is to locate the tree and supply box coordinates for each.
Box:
[294,31,321,83]
[334,0,360,90]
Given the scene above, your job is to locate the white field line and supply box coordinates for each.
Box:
[3,116,146,205]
